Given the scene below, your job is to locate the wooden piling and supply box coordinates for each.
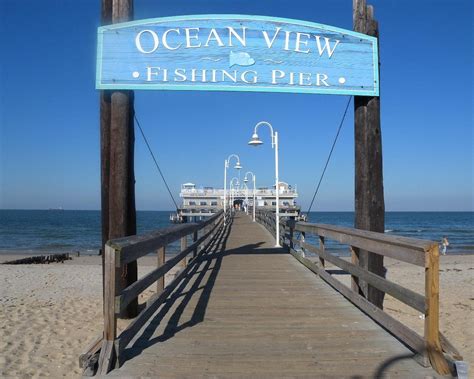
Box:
[353,0,386,309]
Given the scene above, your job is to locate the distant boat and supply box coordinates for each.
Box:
[48,207,64,211]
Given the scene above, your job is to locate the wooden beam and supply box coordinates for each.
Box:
[290,248,426,355]
[301,241,425,313]
[105,0,137,319]
[424,245,450,375]
[295,223,426,266]
[353,0,385,308]
[157,246,165,293]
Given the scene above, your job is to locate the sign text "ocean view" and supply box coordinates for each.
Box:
[96,15,379,96]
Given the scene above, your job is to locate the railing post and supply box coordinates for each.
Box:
[193,230,198,258]
[319,236,325,268]
[98,244,118,374]
[424,244,450,375]
[157,246,165,293]
[180,236,188,267]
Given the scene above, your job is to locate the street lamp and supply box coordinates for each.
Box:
[224,154,242,225]
[248,121,280,247]
[244,171,256,222]
[230,177,239,214]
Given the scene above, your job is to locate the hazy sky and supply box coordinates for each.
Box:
[1,0,472,211]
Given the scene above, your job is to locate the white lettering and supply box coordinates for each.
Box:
[205,29,225,47]
[227,27,247,47]
[191,69,207,82]
[289,72,296,85]
[221,70,237,82]
[283,31,291,51]
[295,32,310,53]
[316,73,329,86]
[162,29,182,50]
[136,30,159,54]
[314,36,340,58]
[174,68,187,82]
[241,70,257,84]
[146,66,161,81]
[271,69,285,84]
[262,27,281,49]
[298,72,312,86]
[185,28,201,48]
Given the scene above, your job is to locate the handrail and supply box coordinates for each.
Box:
[92,210,227,375]
[255,210,458,376]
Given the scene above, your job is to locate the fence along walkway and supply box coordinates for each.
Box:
[103,212,441,378]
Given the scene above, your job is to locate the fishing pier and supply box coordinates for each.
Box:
[89,0,466,376]
[81,210,462,377]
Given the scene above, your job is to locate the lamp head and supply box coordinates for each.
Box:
[244,177,248,183]
[234,161,242,170]
[248,133,263,146]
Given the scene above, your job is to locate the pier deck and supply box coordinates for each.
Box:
[107,213,440,378]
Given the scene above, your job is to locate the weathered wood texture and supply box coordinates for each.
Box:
[97,211,225,374]
[106,213,440,378]
[101,0,138,319]
[353,0,385,308]
[278,213,453,375]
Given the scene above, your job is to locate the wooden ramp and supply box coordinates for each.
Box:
[107,213,440,378]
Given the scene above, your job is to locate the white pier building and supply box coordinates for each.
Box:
[173,182,300,222]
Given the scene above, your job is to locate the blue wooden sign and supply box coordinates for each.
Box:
[96,15,379,96]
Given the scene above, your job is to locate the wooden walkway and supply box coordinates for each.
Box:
[108,213,440,378]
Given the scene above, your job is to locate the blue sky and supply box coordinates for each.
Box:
[0,0,472,211]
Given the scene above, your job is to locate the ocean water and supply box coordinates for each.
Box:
[0,210,472,256]
[305,212,474,255]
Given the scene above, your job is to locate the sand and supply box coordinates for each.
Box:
[0,254,175,378]
[0,253,472,377]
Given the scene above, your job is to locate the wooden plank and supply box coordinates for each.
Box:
[98,16,379,96]
[103,244,117,341]
[295,222,426,266]
[301,241,425,313]
[440,332,463,361]
[117,221,224,352]
[97,340,116,375]
[180,235,188,268]
[289,248,426,355]
[79,334,102,368]
[424,244,450,375]
[117,219,222,313]
[157,246,165,293]
[318,236,325,268]
[114,211,222,264]
[106,214,439,378]
[297,222,432,252]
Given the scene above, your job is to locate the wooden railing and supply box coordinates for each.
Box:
[256,210,461,376]
[82,210,226,375]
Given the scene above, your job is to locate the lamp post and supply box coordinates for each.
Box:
[244,171,256,222]
[248,121,280,247]
[230,177,239,214]
[224,154,242,225]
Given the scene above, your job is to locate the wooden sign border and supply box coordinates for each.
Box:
[96,14,379,96]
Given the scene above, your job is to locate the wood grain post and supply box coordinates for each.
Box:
[107,0,137,319]
[318,236,325,268]
[98,245,118,374]
[100,0,112,314]
[193,230,198,258]
[180,236,188,267]
[424,244,450,375]
[353,0,385,309]
[157,247,165,293]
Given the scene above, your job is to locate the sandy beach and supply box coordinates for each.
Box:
[0,253,472,377]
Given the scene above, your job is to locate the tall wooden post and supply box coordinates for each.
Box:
[352,0,386,309]
[101,0,138,319]
[100,0,112,302]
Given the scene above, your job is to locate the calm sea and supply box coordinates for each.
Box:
[0,210,472,256]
